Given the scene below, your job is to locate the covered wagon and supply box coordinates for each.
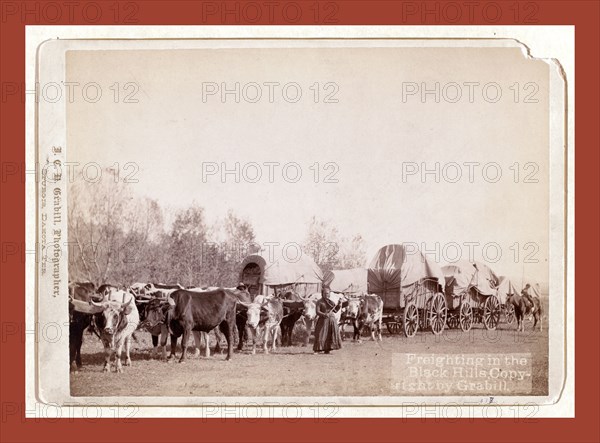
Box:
[238,250,323,298]
[497,276,521,325]
[322,268,367,297]
[367,244,447,337]
[521,279,543,298]
[443,260,501,331]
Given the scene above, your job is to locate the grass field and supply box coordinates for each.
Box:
[71,310,548,397]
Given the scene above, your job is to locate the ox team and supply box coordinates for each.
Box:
[68,282,384,372]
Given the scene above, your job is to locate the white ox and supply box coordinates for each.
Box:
[240,295,284,354]
[299,298,317,346]
[89,285,140,373]
[340,296,362,340]
[358,294,384,341]
[338,294,383,341]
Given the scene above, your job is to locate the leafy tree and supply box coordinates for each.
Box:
[302,217,367,272]
[68,169,164,286]
[165,205,208,287]
[203,210,259,286]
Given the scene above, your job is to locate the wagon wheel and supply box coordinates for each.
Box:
[504,303,516,324]
[483,295,501,330]
[459,301,473,332]
[386,322,401,335]
[446,313,459,329]
[428,293,447,335]
[403,303,419,337]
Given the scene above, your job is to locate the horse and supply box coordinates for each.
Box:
[506,291,543,332]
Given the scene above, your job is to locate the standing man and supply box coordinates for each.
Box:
[313,286,342,355]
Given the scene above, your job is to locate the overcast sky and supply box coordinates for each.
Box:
[66,43,550,284]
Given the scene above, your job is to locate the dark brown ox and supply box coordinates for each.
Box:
[68,281,101,372]
[279,291,317,347]
[192,284,253,353]
[224,285,254,351]
[135,283,195,353]
[165,289,238,362]
[141,298,205,360]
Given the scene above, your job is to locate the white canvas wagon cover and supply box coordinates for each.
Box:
[522,279,543,298]
[496,275,520,304]
[367,244,445,294]
[443,260,500,298]
[322,268,367,295]
[239,250,323,296]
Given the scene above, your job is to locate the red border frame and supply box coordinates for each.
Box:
[1,1,598,442]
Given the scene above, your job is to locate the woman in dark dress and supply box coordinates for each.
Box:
[313,287,342,354]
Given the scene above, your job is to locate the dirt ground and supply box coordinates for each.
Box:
[71,312,548,397]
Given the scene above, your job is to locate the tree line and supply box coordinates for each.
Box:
[68,169,366,287]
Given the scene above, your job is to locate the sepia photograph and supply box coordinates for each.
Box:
[31,34,567,413]
[0,0,596,437]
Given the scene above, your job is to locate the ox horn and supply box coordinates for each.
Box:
[120,297,134,314]
[70,299,105,314]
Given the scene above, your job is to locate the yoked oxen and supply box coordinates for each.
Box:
[239,296,284,354]
[69,281,102,372]
[279,291,317,347]
[87,285,140,373]
[128,282,148,297]
[134,283,202,353]
[163,288,238,362]
[170,285,239,357]
[190,285,252,354]
[356,295,384,341]
[223,285,254,352]
[141,298,204,359]
[143,283,184,298]
[340,296,362,341]
[142,285,251,358]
